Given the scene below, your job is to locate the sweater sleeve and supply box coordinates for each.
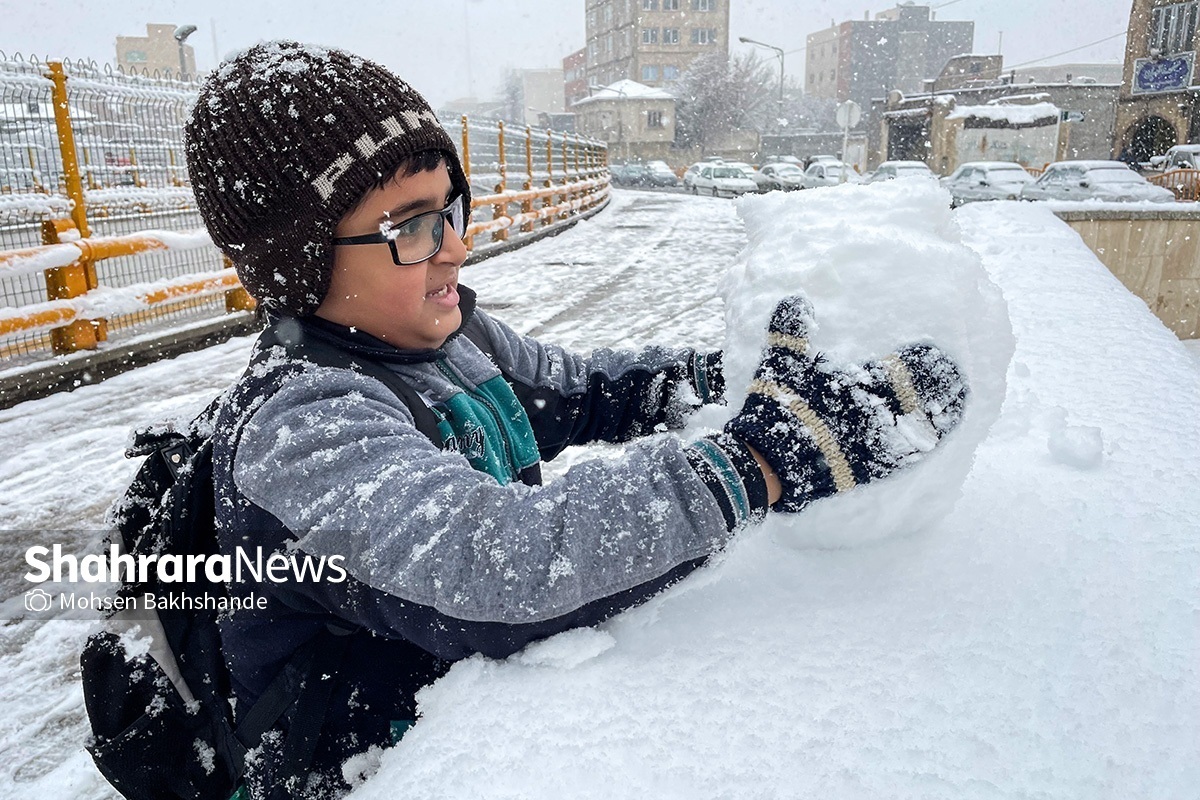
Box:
[232,365,761,661]
[462,310,724,462]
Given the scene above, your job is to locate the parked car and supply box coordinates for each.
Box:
[644,160,680,187]
[682,163,702,190]
[941,161,1036,205]
[611,163,652,187]
[802,161,863,189]
[1019,160,1175,203]
[690,164,758,197]
[759,162,806,191]
[1150,144,1200,172]
[866,160,935,183]
[804,154,840,170]
[725,161,773,193]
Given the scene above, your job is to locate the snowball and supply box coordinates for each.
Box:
[721,179,1013,547]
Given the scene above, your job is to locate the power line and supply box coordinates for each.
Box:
[1005,30,1127,69]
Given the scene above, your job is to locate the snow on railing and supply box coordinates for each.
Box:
[1,51,609,365]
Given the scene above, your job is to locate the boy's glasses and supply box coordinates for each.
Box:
[333,195,467,266]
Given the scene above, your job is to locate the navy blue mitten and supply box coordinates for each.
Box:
[725,295,968,512]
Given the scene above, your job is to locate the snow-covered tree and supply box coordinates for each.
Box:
[673,52,773,153]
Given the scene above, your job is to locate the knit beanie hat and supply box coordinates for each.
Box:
[185,41,471,316]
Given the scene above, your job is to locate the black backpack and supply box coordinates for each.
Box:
[80,318,456,800]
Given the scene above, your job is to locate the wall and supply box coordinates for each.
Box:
[1057,208,1200,339]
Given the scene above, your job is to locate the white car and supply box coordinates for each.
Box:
[724,161,772,193]
[802,162,863,189]
[1152,144,1200,172]
[867,160,935,183]
[941,161,1036,205]
[690,165,758,197]
[1019,161,1175,203]
[759,163,806,191]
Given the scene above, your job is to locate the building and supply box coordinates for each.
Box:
[806,4,973,112]
[584,0,730,89]
[115,24,195,79]
[874,62,1120,174]
[564,48,589,110]
[1114,0,1200,162]
[507,69,566,126]
[573,79,675,162]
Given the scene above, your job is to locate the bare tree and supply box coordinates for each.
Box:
[674,52,773,153]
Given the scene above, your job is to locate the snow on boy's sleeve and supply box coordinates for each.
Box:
[232,365,736,630]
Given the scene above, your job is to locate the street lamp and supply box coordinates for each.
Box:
[739,36,785,125]
[174,24,198,81]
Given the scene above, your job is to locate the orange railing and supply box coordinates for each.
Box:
[0,55,609,361]
[1148,169,1200,202]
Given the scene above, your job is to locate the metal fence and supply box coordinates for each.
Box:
[0,52,608,368]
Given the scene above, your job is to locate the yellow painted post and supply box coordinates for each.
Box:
[560,133,570,220]
[461,115,474,251]
[128,147,142,187]
[542,130,554,228]
[493,121,508,243]
[223,257,255,312]
[27,147,44,193]
[40,220,99,352]
[47,62,89,238]
[81,147,98,190]
[45,60,98,354]
[168,149,182,187]
[521,126,535,233]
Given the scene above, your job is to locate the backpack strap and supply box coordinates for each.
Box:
[256,317,443,445]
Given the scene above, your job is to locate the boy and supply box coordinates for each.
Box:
[185,42,966,799]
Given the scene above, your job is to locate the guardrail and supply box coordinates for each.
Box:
[0,52,608,366]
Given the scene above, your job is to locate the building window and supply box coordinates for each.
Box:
[642,0,657,8]
[643,27,659,44]
[1152,2,1198,54]
[126,50,147,63]
[691,28,717,44]
[647,110,665,128]
[642,65,660,81]
[663,27,680,44]
[663,0,680,8]
[692,0,714,10]
[588,10,596,29]
[808,73,814,84]
[663,64,680,80]
[604,4,613,24]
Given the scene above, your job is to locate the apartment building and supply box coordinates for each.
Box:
[583,0,730,89]
[806,4,973,111]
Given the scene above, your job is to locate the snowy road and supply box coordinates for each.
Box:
[1,187,1198,799]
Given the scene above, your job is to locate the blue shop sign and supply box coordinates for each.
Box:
[1132,52,1195,95]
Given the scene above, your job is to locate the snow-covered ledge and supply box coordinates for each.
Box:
[1051,202,1200,339]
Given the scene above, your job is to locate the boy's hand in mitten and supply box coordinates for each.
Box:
[724,295,968,512]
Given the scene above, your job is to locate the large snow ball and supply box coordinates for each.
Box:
[721,178,1013,547]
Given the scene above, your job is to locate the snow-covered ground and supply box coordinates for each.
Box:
[0,188,1197,798]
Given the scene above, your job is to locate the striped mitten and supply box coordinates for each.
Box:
[725,295,968,512]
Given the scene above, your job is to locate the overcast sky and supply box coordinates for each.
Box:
[2,0,1132,107]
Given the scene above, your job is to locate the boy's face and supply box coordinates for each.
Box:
[316,161,467,349]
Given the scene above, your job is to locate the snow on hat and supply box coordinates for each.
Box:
[185,41,471,316]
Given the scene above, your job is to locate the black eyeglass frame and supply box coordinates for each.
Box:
[332,195,467,266]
